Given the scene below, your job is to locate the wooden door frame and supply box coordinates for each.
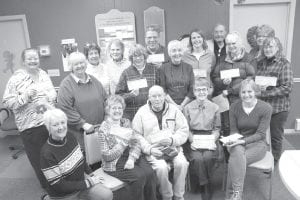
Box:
[229,0,296,61]
[0,15,31,48]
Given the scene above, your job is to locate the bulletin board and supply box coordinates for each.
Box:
[95,9,136,61]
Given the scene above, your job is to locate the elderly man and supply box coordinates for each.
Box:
[207,24,227,66]
[145,25,168,67]
[132,85,189,200]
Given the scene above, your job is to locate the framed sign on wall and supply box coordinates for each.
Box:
[95,9,136,62]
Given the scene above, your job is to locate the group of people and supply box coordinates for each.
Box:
[1,23,293,200]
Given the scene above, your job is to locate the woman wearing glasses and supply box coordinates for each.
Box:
[115,44,159,121]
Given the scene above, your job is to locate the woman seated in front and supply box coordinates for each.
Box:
[183,77,221,200]
[224,79,272,200]
[96,95,157,200]
[40,108,113,200]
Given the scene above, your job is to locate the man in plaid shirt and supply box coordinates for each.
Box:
[256,37,293,163]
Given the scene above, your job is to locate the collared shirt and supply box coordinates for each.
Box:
[183,99,220,131]
[2,69,56,131]
[256,55,293,114]
[213,40,226,66]
[71,73,92,84]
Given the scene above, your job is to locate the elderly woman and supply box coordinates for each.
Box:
[224,79,272,200]
[84,43,110,93]
[97,95,157,200]
[160,40,195,111]
[211,32,255,138]
[2,48,56,188]
[115,44,159,120]
[40,108,113,200]
[104,39,130,95]
[256,37,293,163]
[182,29,216,86]
[183,78,220,200]
[57,52,107,149]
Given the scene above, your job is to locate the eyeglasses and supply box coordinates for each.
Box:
[194,88,208,92]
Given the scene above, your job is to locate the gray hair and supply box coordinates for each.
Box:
[167,40,183,56]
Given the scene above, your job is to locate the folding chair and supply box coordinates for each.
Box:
[84,130,126,191]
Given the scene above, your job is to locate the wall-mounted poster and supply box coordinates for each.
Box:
[144,6,166,46]
[61,38,78,72]
[95,9,136,62]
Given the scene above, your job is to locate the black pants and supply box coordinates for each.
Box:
[106,149,157,200]
[21,125,49,188]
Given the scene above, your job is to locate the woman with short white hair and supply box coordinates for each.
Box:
[40,108,113,200]
[57,52,107,149]
[159,40,195,111]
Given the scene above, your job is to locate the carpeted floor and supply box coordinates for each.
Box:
[0,133,299,200]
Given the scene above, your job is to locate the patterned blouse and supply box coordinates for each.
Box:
[97,118,141,172]
[2,68,56,131]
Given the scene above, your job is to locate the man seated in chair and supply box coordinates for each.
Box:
[132,85,189,200]
[40,108,113,200]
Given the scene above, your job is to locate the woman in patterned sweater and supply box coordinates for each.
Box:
[97,95,157,200]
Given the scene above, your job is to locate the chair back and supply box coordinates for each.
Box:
[265,127,272,152]
[84,129,102,166]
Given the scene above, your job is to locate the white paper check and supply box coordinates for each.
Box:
[255,76,277,87]
[191,135,216,149]
[147,54,165,63]
[220,68,240,79]
[219,133,243,144]
[212,94,230,113]
[127,78,148,90]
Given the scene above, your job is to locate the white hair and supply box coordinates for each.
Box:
[68,52,86,69]
[43,108,67,132]
[167,40,183,56]
[225,31,244,50]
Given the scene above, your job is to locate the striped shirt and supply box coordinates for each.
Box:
[41,133,88,198]
[256,55,293,114]
[2,69,56,131]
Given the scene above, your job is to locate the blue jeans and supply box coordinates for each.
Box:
[270,111,289,161]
